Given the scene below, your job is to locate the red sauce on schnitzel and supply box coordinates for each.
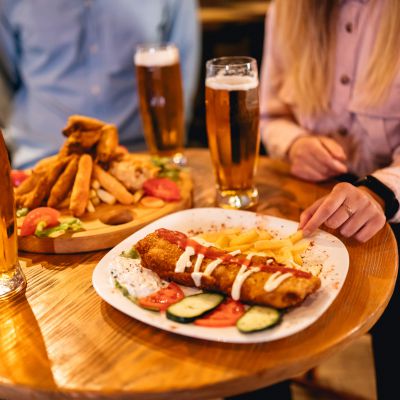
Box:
[155,228,312,279]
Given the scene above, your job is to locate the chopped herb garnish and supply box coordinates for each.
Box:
[120,247,140,259]
[16,208,29,218]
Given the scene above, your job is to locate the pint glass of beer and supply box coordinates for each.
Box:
[205,57,260,209]
[135,44,185,164]
[0,131,26,299]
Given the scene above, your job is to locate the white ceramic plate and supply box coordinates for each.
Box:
[92,208,349,343]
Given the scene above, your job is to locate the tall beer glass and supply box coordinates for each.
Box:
[135,44,185,164]
[205,57,260,209]
[0,131,26,299]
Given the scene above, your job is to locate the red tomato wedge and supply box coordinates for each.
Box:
[20,207,61,237]
[138,282,185,311]
[194,298,245,327]
[11,170,29,187]
[143,178,181,201]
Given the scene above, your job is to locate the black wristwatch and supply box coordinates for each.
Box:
[354,175,399,220]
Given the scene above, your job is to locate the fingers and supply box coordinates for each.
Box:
[289,136,348,182]
[354,214,386,243]
[299,197,325,229]
[291,163,327,182]
[325,195,369,231]
[313,140,348,174]
[320,137,347,161]
[300,183,386,242]
[301,186,347,235]
[339,204,372,237]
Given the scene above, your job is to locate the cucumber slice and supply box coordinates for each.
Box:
[166,293,225,323]
[236,306,281,333]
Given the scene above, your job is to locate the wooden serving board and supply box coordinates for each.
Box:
[18,172,192,254]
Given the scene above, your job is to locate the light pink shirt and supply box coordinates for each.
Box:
[260,0,400,222]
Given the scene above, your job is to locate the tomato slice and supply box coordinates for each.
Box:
[138,282,184,311]
[194,298,245,327]
[11,170,29,187]
[143,178,181,201]
[20,207,61,237]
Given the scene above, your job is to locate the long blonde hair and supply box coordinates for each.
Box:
[274,0,400,116]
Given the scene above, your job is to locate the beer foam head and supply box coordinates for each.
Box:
[206,75,258,91]
[135,46,180,67]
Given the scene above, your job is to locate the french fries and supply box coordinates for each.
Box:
[96,124,118,163]
[70,155,93,217]
[47,156,78,208]
[62,115,105,137]
[199,228,311,267]
[97,188,116,205]
[93,165,134,205]
[15,114,175,217]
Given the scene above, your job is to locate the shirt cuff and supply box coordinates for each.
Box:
[261,118,308,160]
[372,167,400,223]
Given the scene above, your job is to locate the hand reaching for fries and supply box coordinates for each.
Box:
[299,182,386,242]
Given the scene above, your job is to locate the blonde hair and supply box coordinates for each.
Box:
[274,0,400,115]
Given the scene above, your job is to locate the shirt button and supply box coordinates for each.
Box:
[345,22,353,33]
[340,75,351,85]
[90,44,98,54]
[338,127,348,136]
[91,85,101,96]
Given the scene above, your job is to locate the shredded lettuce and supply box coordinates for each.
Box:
[151,156,181,181]
[35,218,83,238]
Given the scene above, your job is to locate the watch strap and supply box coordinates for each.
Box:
[354,175,399,220]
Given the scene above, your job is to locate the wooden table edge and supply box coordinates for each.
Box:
[1,231,397,400]
[1,149,398,400]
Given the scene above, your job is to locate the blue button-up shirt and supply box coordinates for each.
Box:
[0,0,200,168]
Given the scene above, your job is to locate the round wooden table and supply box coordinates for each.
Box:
[0,149,397,400]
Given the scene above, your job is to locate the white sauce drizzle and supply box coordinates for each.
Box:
[264,272,292,292]
[191,272,203,287]
[175,246,195,273]
[191,253,205,287]
[231,265,259,300]
[175,239,295,297]
[204,258,223,276]
[189,238,213,286]
[246,252,257,261]
[193,253,204,272]
[191,249,241,287]
[190,236,214,248]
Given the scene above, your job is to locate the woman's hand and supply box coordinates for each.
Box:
[288,136,348,182]
[299,182,386,242]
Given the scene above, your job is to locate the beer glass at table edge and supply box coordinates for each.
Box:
[0,130,26,299]
[205,57,260,209]
[135,44,185,165]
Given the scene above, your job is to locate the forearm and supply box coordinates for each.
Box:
[261,117,307,159]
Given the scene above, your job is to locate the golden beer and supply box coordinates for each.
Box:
[0,131,26,298]
[205,57,260,209]
[135,45,185,162]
